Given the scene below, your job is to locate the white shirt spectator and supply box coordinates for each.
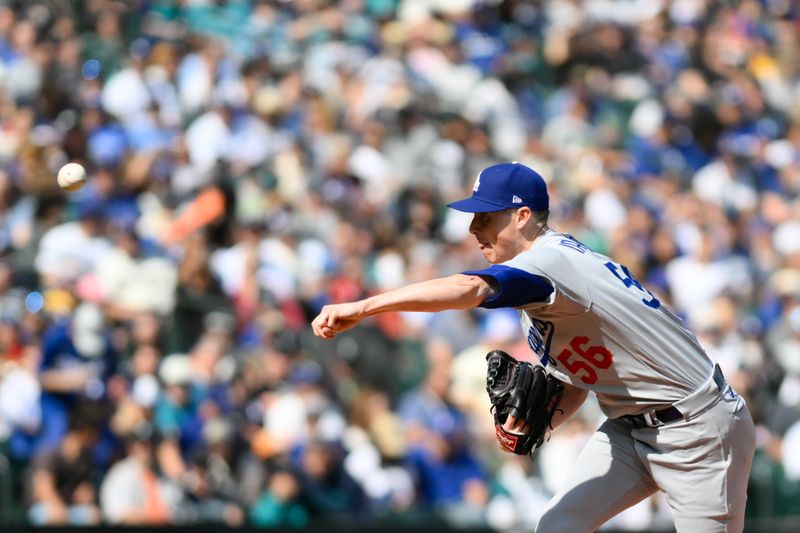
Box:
[584,187,628,234]
[782,419,800,481]
[100,454,182,524]
[177,52,214,114]
[348,144,395,207]
[226,115,277,168]
[692,159,758,212]
[0,363,41,439]
[35,222,112,286]
[94,248,177,315]
[101,67,152,121]
[665,253,751,314]
[185,110,230,172]
[210,243,248,298]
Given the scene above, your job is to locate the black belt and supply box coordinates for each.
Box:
[621,365,726,429]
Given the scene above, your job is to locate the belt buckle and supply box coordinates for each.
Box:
[643,410,664,428]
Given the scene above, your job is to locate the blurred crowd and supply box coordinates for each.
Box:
[0,0,799,530]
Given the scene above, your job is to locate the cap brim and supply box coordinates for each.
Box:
[446,197,509,213]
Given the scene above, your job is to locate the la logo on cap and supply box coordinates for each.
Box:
[473,173,481,192]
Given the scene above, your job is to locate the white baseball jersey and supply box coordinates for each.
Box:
[466,230,715,419]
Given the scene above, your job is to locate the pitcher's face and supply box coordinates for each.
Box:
[468,209,522,264]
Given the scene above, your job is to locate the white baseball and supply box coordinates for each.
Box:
[57,162,87,192]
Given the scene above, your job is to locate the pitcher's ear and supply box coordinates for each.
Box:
[515,206,533,226]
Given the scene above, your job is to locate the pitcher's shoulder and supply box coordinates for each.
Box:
[518,233,588,268]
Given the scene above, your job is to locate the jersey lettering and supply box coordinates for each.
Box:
[556,335,614,385]
[604,261,661,309]
[527,318,555,366]
[558,236,588,254]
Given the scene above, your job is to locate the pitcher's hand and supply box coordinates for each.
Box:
[311,302,366,338]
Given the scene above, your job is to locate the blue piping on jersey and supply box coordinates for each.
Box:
[462,265,554,309]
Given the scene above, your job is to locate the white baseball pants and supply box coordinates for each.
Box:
[535,390,756,532]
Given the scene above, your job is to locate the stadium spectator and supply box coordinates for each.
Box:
[27,404,103,526]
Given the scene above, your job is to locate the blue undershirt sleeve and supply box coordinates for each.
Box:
[462,265,554,309]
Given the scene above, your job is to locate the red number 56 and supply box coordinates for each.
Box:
[555,336,613,384]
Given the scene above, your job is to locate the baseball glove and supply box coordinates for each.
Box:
[486,349,564,455]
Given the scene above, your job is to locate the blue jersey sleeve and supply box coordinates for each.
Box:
[462,265,554,309]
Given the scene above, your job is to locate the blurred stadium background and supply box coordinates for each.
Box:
[0,0,799,531]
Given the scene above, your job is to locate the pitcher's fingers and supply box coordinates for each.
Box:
[313,314,335,338]
[514,419,530,432]
[503,415,518,431]
[504,415,529,433]
[326,313,338,328]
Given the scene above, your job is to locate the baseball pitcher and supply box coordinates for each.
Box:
[312,162,756,532]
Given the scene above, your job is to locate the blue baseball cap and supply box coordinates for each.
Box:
[447,162,549,213]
